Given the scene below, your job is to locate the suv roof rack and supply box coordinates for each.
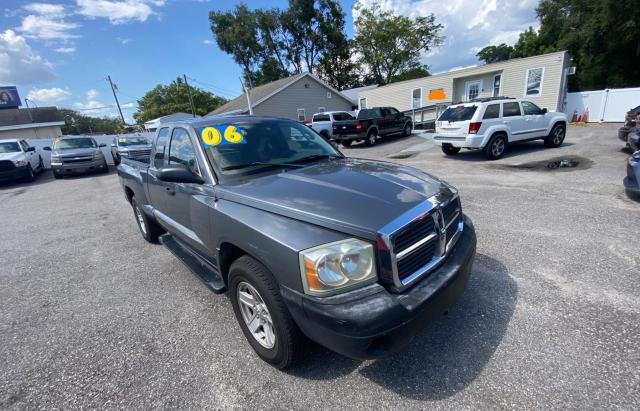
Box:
[470,96,515,103]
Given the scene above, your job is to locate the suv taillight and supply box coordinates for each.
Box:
[469,122,482,134]
[356,121,362,131]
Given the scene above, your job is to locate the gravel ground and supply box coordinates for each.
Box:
[1,124,638,409]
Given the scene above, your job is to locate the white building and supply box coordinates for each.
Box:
[0,107,64,141]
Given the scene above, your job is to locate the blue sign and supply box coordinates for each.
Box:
[0,86,21,109]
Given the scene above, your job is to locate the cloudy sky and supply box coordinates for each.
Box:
[1,0,539,123]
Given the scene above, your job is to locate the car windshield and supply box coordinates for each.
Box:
[54,138,96,150]
[118,137,149,146]
[197,119,341,176]
[0,142,21,153]
[438,106,478,122]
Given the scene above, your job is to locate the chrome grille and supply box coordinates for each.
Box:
[380,196,463,290]
[62,156,93,164]
[128,149,151,159]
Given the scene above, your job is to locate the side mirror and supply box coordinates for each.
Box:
[541,108,548,114]
[43,146,51,151]
[27,146,36,152]
[157,164,204,184]
[98,143,106,148]
[111,143,116,147]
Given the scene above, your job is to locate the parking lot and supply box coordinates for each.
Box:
[1,124,638,409]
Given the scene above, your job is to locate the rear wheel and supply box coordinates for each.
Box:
[341,140,352,147]
[229,255,305,369]
[484,134,507,160]
[441,144,461,156]
[131,197,164,243]
[365,129,378,146]
[544,124,566,148]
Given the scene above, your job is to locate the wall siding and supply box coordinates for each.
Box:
[359,51,568,112]
[252,77,353,121]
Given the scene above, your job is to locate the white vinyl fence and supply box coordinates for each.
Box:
[565,87,640,123]
[29,132,154,169]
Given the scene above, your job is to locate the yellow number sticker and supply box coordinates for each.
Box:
[201,126,222,146]
[223,125,245,144]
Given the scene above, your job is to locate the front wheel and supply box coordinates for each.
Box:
[441,144,461,156]
[365,129,378,146]
[544,124,566,148]
[25,166,36,182]
[403,122,412,137]
[229,255,305,369]
[102,160,110,173]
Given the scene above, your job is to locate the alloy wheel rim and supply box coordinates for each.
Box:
[553,128,564,144]
[369,133,376,144]
[237,281,276,349]
[135,206,147,235]
[492,139,505,156]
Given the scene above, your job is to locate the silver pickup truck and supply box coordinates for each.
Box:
[117,115,477,369]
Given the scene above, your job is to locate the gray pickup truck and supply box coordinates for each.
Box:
[117,116,476,368]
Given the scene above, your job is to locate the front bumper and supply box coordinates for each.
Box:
[52,159,106,175]
[0,165,29,181]
[283,215,477,359]
[433,134,485,148]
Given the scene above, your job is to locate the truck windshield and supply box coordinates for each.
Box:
[198,119,341,175]
[438,106,478,122]
[118,137,149,146]
[0,142,21,153]
[54,138,97,150]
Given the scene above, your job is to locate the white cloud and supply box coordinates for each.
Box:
[116,37,131,44]
[55,46,76,53]
[0,29,57,85]
[203,39,213,44]
[354,0,539,72]
[87,89,99,99]
[76,0,166,24]
[27,87,71,104]
[18,3,79,40]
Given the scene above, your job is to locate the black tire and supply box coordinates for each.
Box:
[403,122,412,137]
[365,129,378,146]
[341,140,352,147]
[102,160,110,173]
[441,144,461,156]
[25,165,36,182]
[544,123,566,148]
[131,196,164,243]
[113,155,121,166]
[53,170,63,179]
[229,255,305,369]
[484,133,507,160]
[38,156,44,172]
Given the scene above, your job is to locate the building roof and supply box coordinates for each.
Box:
[0,106,63,128]
[340,85,379,103]
[208,72,352,115]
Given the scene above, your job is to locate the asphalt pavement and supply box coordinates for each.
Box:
[1,124,638,409]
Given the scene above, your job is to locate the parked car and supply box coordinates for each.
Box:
[117,116,476,369]
[310,111,355,139]
[434,97,568,160]
[50,136,109,179]
[624,150,640,200]
[0,138,46,182]
[331,106,413,146]
[111,136,152,165]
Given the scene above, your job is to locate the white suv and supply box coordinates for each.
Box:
[434,98,568,160]
[311,111,355,139]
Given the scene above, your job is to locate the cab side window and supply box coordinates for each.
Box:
[503,102,522,117]
[153,127,170,168]
[483,104,500,119]
[168,128,199,175]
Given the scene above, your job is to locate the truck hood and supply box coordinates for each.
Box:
[217,158,455,239]
[0,152,25,162]
[54,148,99,157]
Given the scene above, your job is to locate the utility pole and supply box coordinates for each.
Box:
[183,74,197,117]
[240,76,253,115]
[106,75,126,125]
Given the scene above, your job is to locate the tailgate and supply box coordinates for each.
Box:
[437,121,470,136]
[332,121,359,135]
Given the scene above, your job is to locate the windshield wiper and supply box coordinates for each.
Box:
[221,162,306,171]
[289,154,338,164]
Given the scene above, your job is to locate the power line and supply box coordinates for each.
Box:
[186,76,239,97]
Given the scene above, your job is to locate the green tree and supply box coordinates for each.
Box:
[511,27,550,58]
[352,2,443,85]
[133,77,227,124]
[59,108,125,135]
[476,44,514,64]
[390,65,430,83]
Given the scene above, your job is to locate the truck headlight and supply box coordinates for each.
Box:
[14,159,28,167]
[50,156,61,164]
[299,239,377,296]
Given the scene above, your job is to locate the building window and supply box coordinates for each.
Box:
[297,108,306,122]
[525,67,544,96]
[359,97,367,109]
[465,80,482,101]
[326,92,332,98]
[493,74,501,97]
[318,107,325,113]
[411,88,421,109]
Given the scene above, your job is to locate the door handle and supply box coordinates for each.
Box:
[503,120,510,124]
[165,187,175,196]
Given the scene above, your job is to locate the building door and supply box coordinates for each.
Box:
[465,80,482,101]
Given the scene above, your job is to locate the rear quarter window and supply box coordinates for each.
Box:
[483,104,501,119]
[438,106,478,122]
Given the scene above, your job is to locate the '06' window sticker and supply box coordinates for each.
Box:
[198,125,247,147]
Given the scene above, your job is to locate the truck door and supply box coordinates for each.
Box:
[147,127,171,217]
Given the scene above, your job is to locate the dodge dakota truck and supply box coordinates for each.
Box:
[117,116,476,368]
